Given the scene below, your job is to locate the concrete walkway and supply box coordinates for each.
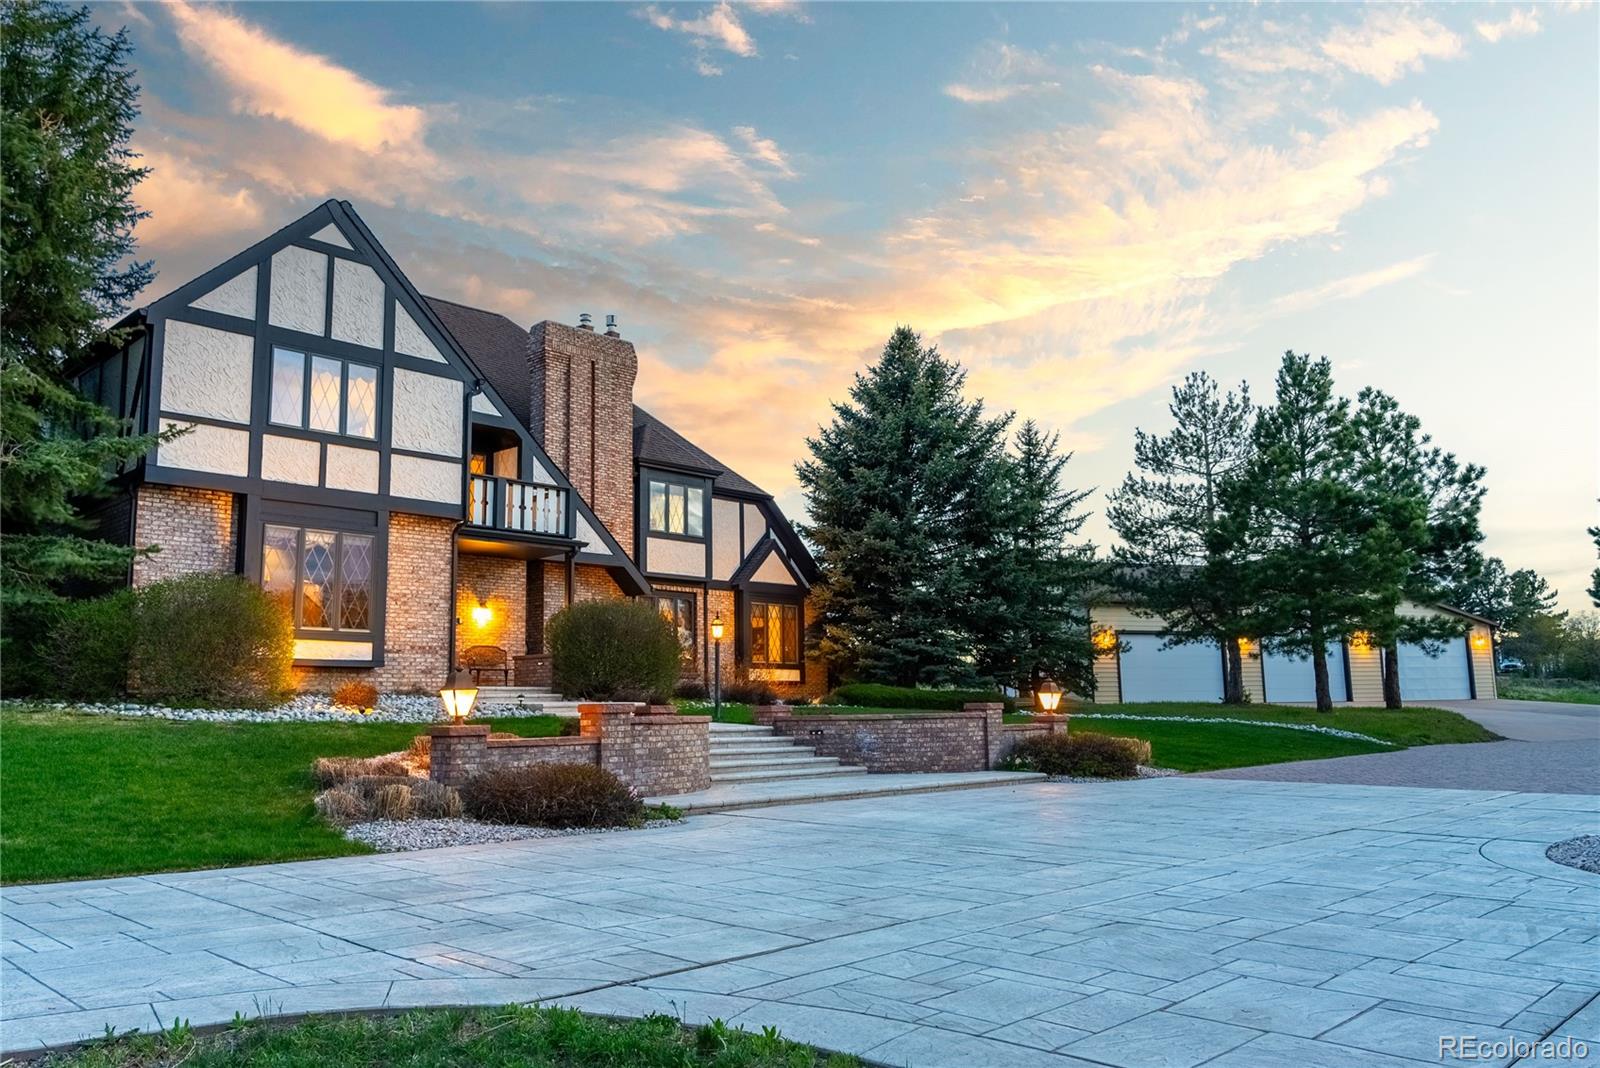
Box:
[4,777,1597,1065]
[648,769,1046,813]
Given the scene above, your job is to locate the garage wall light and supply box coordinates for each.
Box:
[1091,628,1118,654]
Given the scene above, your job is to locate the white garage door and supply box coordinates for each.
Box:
[1262,645,1349,703]
[1398,639,1471,700]
[1119,634,1223,703]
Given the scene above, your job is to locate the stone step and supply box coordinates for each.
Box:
[707,722,776,734]
[710,754,835,771]
[709,741,812,756]
[710,764,869,784]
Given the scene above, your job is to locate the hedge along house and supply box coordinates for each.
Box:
[1087,598,1497,704]
[79,201,824,700]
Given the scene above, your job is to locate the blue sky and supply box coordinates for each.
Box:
[107,1,1598,610]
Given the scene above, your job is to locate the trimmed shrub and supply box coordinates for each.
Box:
[719,678,776,705]
[41,589,138,701]
[673,679,709,701]
[824,682,1016,713]
[332,681,379,711]
[1000,731,1150,778]
[547,599,681,701]
[460,764,642,829]
[132,574,293,706]
[312,754,410,788]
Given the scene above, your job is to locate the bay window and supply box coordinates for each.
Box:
[749,600,800,668]
[270,346,378,439]
[261,523,374,633]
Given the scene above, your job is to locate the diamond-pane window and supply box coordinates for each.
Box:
[345,364,377,439]
[261,525,298,614]
[301,530,336,627]
[309,357,342,433]
[340,535,373,631]
[270,349,304,426]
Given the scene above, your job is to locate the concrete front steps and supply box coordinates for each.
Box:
[475,687,582,716]
[709,722,867,785]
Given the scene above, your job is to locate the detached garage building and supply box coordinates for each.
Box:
[1088,600,1496,704]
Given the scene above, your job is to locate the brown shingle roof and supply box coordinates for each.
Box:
[423,296,534,427]
[633,405,769,498]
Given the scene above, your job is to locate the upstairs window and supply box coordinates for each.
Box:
[270,347,378,439]
[261,523,374,633]
[749,601,800,668]
[647,479,704,537]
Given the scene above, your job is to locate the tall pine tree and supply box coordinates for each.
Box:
[1,3,167,651]
[1106,372,1257,703]
[1347,388,1485,707]
[974,421,1098,698]
[1222,353,1404,712]
[797,327,1009,686]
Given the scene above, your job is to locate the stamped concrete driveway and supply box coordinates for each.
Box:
[4,778,1598,1067]
[1203,700,1600,795]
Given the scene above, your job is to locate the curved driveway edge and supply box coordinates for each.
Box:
[1196,739,1600,795]
[5,778,1598,1065]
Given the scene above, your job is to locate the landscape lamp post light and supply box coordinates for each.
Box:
[440,670,479,724]
[710,615,725,723]
[1035,677,1067,737]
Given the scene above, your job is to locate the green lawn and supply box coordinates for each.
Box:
[0,706,566,885]
[1073,702,1500,747]
[47,1004,859,1068]
[1497,677,1600,705]
[1059,718,1391,772]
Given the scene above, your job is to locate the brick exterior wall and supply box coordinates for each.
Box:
[528,321,637,558]
[753,703,1016,772]
[456,554,527,664]
[297,513,455,694]
[427,705,709,795]
[131,485,237,586]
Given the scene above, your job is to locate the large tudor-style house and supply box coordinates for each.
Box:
[77,201,825,700]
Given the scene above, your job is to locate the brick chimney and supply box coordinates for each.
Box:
[527,320,637,557]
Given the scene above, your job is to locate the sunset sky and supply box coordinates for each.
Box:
[103,1,1598,610]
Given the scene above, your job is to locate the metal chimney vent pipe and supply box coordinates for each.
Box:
[578,312,594,330]
[604,314,619,337]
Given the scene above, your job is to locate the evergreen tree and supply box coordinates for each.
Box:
[1348,388,1485,707]
[1,3,166,643]
[1106,372,1257,704]
[797,327,1009,686]
[975,420,1098,698]
[1588,507,1600,609]
[1222,353,1404,712]
[1447,558,1557,633]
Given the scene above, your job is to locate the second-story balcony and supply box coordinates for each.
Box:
[468,475,569,539]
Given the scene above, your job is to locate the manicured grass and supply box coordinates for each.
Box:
[45,1004,860,1067]
[1072,702,1501,747]
[1497,677,1600,705]
[0,706,566,885]
[1064,720,1391,773]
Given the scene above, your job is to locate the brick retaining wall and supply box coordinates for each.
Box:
[427,703,709,794]
[752,703,1069,772]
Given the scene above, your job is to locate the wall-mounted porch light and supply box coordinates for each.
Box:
[1471,631,1490,651]
[440,669,480,723]
[1091,627,1118,655]
[1237,636,1258,657]
[470,598,492,628]
[1349,631,1374,651]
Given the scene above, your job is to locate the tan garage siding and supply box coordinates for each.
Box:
[1090,604,1166,632]
[1470,624,1496,699]
[1092,654,1120,702]
[1345,641,1384,704]
[1239,645,1265,703]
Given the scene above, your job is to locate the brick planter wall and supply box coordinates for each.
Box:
[514,653,553,687]
[751,702,1063,772]
[427,704,709,794]
[753,702,1011,772]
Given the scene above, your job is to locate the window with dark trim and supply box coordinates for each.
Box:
[269,346,378,439]
[655,594,696,663]
[749,601,800,668]
[647,478,704,537]
[261,523,374,633]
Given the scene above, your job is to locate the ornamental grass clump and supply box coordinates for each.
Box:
[312,775,462,825]
[460,764,643,829]
[312,754,410,788]
[1001,731,1151,778]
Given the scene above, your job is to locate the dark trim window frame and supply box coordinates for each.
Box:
[261,522,375,637]
[269,345,379,440]
[655,593,697,665]
[647,477,705,538]
[749,599,801,669]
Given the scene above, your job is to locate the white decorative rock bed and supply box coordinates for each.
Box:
[17,694,529,724]
[345,816,680,852]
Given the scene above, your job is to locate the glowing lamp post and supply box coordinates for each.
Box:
[440,669,479,724]
[1035,678,1063,714]
[710,615,725,723]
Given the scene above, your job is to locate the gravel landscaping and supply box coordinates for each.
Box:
[1546,834,1600,874]
[15,694,493,723]
[345,816,679,852]
[1047,764,1182,784]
